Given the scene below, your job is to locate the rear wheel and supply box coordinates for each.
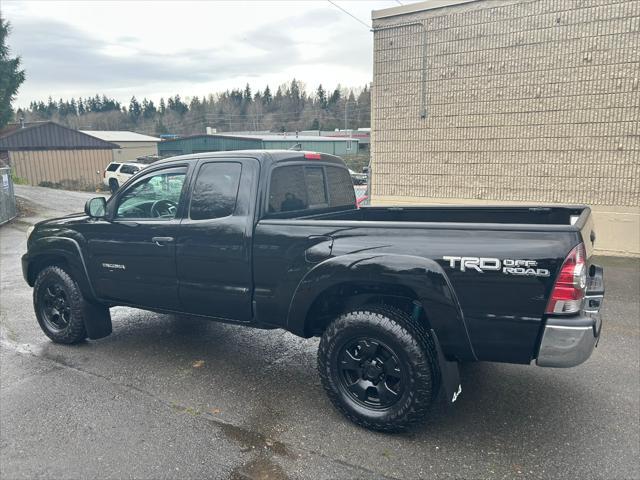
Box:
[318,306,440,432]
[109,178,119,193]
[34,266,89,344]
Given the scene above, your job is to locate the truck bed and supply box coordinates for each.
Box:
[299,205,589,229]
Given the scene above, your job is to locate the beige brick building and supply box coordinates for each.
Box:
[371,0,639,256]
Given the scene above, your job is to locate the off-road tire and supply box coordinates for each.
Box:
[33,266,89,344]
[109,178,119,194]
[318,305,440,432]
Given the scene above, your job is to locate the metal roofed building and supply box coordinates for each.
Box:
[370,0,639,257]
[82,130,161,162]
[0,121,117,189]
[158,133,359,157]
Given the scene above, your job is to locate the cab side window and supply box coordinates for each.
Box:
[116,168,186,219]
[189,162,242,220]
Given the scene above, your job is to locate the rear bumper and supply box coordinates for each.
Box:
[536,314,601,367]
[537,263,604,368]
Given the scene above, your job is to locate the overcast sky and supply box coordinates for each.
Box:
[2,1,415,108]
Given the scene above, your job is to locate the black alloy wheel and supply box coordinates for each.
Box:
[39,282,71,332]
[336,337,406,409]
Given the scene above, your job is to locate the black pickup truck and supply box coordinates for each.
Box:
[22,150,605,431]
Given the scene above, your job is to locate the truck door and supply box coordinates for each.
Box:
[86,165,188,309]
[176,158,258,322]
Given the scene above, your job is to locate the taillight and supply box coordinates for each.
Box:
[103,171,106,178]
[546,243,587,315]
[304,152,322,160]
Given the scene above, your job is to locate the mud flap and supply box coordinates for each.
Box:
[82,302,112,340]
[430,329,462,403]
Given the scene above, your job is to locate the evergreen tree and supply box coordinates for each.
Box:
[356,85,371,128]
[129,96,141,121]
[142,98,156,119]
[229,89,243,106]
[0,18,25,127]
[168,95,187,115]
[328,87,341,106]
[316,84,327,109]
[159,97,166,114]
[290,79,300,102]
[93,94,103,112]
[243,83,252,102]
[263,85,272,104]
[188,96,202,111]
[45,97,57,117]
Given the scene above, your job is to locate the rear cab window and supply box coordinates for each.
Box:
[267,163,355,216]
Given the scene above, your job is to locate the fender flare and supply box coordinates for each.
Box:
[26,236,98,302]
[287,253,477,361]
[26,236,112,340]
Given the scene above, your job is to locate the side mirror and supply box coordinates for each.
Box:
[362,166,369,174]
[85,197,107,219]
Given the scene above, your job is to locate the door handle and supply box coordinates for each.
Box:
[152,236,174,246]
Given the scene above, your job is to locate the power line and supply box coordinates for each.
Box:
[327,0,371,30]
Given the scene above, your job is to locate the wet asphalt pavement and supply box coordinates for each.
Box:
[1,186,639,479]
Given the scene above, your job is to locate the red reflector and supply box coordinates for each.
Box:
[304,152,322,160]
[546,243,587,314]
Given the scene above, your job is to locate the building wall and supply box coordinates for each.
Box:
[158,136,359,157]
[158,136,262,157]
[111,141,158,162]
[371,0,640,256]
[263,140,359,155]
[9,149,113,189]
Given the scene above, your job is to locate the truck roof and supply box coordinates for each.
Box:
[152,150,347,169]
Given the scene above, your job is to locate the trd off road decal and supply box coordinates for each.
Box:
[443,256,550,277]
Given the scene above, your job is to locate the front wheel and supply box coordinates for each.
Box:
[33,266,90,344]
[109,178,119,194]
[318,306,440,432]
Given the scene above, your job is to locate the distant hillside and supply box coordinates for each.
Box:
[17,79,371,137]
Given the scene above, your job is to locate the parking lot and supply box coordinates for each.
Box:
[1,186,639,479]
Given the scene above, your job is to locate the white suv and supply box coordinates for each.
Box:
[103,162,146,193]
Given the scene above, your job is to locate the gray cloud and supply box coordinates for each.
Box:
[8,5,372,102]
[12,18,303,87]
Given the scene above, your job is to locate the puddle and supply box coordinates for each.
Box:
[229,456,289,480]
[218,421,291,457]
[170,401,294,479]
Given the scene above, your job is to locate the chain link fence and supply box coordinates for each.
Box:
[0,167,17,225]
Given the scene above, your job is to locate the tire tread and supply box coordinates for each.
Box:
[318,305,440,432]
[34,266,88,344]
